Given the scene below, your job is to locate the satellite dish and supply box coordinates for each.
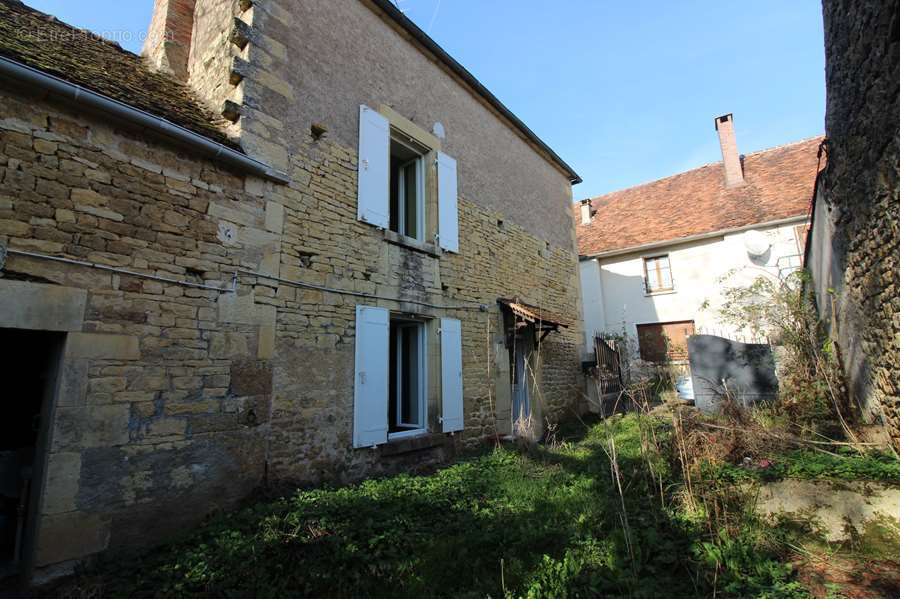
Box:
[744,230,770,257]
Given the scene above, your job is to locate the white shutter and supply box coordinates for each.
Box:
[440,317,464,433]
[353,305,389,447]
[437,151,459,253]
[357,105,390,229]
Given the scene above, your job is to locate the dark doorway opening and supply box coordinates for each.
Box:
[0,328,64,581]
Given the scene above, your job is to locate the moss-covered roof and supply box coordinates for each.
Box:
[0,0,236,148]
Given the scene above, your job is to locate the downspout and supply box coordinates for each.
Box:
[0,56,290,184]
[802,139,829,269]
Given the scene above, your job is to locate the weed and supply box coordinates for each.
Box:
[709,448,900,485]
[50,412,898,598]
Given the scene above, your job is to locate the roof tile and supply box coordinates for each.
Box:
[575,137,825,255]
[0,0,236,148]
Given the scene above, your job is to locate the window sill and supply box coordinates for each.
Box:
[380,431,448,456]
[388,428,427,441]
[382,229,441,258]
[644,289,677,297]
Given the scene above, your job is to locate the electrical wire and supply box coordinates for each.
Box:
[0,247,488,311]
[4,248,236,292]
[234,268,487,311]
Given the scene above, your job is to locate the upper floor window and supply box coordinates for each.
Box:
[389,136,426,241]
[357,105,459,253]
[643,254,673,293]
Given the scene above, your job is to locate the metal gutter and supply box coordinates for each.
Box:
[579,214,810,261]
[0,56,290,184]
[367,0,582,185]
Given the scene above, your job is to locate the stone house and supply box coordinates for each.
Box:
[577,114,822,369]
[0,0,583,583]
[806,0,899,450]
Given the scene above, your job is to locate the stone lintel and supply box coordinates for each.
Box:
[0,280,87,331]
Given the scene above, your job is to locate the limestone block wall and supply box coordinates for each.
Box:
[245,0,578,249]
[0,88,279,573]
[187,0,244,134]
[252,130,583,484]
[0,0,584,576]
[190,0,586,482]
[0,81,583,573]
[816,0,899,448]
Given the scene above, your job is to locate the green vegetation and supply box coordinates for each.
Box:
[714,269,856,440]
[54,269,899,598]
[56,413,898,599]
[707,448,900,485]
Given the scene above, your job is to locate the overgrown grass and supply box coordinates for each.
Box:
[707,448,900,485]
[51,413,896,599]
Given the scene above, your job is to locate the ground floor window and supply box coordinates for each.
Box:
[353,306,462,448]
[388,318,426,436]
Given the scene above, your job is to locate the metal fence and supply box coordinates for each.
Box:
[593,336,623,395]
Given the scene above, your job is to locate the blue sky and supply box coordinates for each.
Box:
[25,1,826,199]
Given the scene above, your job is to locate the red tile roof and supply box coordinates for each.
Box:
[575,136,825,256]
[0,0,236,148]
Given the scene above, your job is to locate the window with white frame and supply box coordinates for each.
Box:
[643,254,674,293]
[357,105,459,253]
[389,318,426,434]
[353,306,463,448]
[389,137,426,241]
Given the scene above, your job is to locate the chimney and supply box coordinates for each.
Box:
[714,113,744,186]
[143,0,197,81]
[580,199,593,225]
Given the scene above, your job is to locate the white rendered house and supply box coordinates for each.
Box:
[577,115,822,365]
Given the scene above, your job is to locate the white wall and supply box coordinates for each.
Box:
[579,259,606,356]
[580,220,806,356]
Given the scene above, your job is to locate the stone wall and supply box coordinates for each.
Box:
[813,0,899,448]
[187,0,243,135]
[0,86,276,575]
[1,0,583,578]
[245,0,578,249]
[249,126,583,484]
[0,63,582,576]
[173,0,585,483]
[143,0,198,80]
